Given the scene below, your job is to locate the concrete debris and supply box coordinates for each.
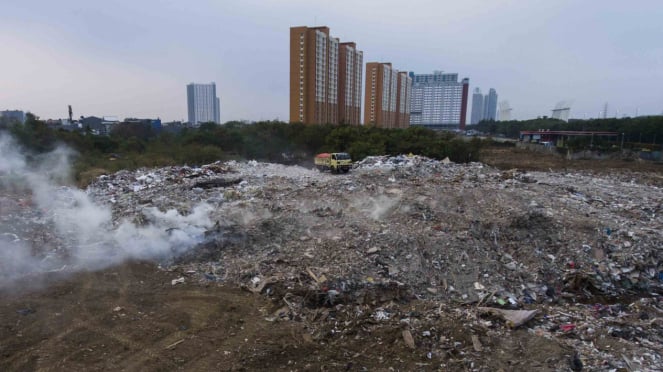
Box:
[3,155,663,370]
[477,307,539,328]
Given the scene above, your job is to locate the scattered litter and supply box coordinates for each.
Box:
[16,308,35,316]
[165,339,184,349]
[560,323,576,332]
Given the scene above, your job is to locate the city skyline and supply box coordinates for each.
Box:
[2,1,662,122]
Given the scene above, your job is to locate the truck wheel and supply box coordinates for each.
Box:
[342,168,349,173]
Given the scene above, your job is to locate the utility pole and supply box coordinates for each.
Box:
[621,133,625,151]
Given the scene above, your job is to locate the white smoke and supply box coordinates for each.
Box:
[354,188,403,221]
[0,133,214,289]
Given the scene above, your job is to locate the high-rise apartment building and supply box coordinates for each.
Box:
[470,87,498,123]
[338,42,363,125]
[187,83,220,125]
[409,71,469,130]
[396,71,413,128]
[289,26,362,125]
[459,78,469,131]
[364,62,411,128]
[470,88,484,125]
[483,88,498,121]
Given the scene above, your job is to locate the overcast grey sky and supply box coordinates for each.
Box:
[2,0,662,122]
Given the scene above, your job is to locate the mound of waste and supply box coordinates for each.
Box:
[4,155,662,370]
[85,156,661,304]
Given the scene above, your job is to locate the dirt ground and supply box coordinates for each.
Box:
[1,262,583,371]
[1,147,662,371]
[481,146,663,181]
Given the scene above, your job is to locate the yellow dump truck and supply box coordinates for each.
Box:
[314,152,352,173]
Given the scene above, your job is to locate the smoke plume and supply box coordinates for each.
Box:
[0,133,214,290]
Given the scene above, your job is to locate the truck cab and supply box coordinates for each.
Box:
[315,152,352,173]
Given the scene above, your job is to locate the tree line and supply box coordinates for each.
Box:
[470,116,663,149]
[1,114,483,185]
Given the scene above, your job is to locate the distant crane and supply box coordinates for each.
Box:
[551,100,573,122]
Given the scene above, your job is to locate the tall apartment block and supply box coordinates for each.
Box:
[470,88,484,125]
[470,87,498,124]
[409,71,469,130]
[289,26,362,125]
[338,42,363,125]
[187,82,220,125]
[483,88,498,121]
[364,62,412,128]
[397,71,413,127]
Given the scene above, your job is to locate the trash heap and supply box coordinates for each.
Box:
[14,155,663,369]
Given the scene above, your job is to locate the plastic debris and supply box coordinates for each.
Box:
[477,307,539,328]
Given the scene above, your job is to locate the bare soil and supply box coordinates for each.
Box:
[482,146,663,173]
[1,262,580,371]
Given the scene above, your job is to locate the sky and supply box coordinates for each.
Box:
[1,0,662,122]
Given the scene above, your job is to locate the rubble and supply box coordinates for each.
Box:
[3,155,663,370]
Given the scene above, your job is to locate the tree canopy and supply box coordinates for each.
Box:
[469,116,663,148]
[2,118,485,185]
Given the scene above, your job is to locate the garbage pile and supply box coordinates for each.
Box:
[6,155,663,369]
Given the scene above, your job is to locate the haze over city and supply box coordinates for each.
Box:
[2,0,662,122]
